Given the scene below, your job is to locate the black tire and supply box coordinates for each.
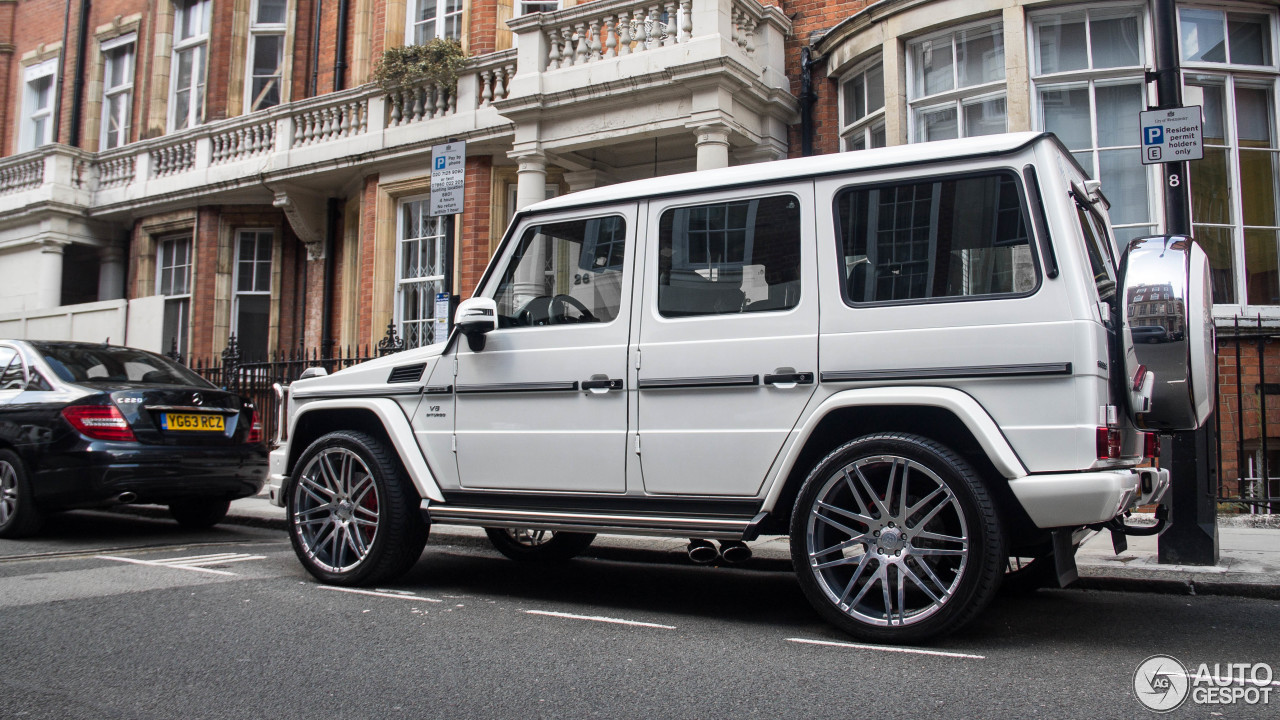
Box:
[287,430,428,585]
[0,449,43,538]
[484,527,596,561]
[789,433,1004,643]
[168,499,231,529]
[1002,553,1058,594]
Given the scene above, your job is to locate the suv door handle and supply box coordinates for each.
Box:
[763,372,814,386]
[582,378,624,392]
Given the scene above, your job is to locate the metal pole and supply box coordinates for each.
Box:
[1151,0,1219,565]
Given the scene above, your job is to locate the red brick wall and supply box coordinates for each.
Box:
[458,155,493,297]
[189,206,221,358]
[358,173,379,344]
[1216,333,1280,499]
[469,0,498,56]
[784,1,874,158]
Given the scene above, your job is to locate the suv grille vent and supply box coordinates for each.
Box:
[387,364,425,384]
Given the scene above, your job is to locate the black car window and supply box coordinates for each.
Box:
[0,354,25,390]
[29,343,212,387]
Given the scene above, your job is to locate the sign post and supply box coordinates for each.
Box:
[430,141,465,343]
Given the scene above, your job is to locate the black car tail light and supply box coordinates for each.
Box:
[62,405,137,442]
[246,409,263,444]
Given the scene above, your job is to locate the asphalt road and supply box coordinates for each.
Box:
[2,510,1278,719]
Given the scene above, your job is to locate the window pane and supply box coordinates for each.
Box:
[1035,12,1087,74]
[845,74,866,123]
[236,295,270,359]
[658,197,799,317]
[870,123,886,149]
[253,35,283,75]
[1041,87,1091,150]
[835,173,1036,304]
[1191,147,1233,225]
[963,96,1006,137]
[494,217,628,324]
[848,133,866,152]
[1193,225,1236,303]
[1246,229,1280,305]
[1236,86,1275,148]
[957,24,1004,87]
[867,65,884,113]
[1090,13,1142,68]
[916,106,957,141]
[1190,79,1227,144]
[1181,8,1227,63]
[1096,83,1142,148]
[1098,149,1149,225]
[1239,150,1280,227]
[913,38,954,97]
[1114,225,1155,248]
[1073,151,1095,179]
[1228,13,1271,66]
[256,0,287,25]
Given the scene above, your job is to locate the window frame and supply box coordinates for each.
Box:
[245,0,287,113]
[100,34,136,150]
[1178,5,1278,71]
[838,58,887,152]
[832,168,1044,309]
[906,20,1009,142]
[156,234,194,359]
[169,0,211,132]
[231,228,274,356]
[20,58,59,152]
[405,0,465,46]
[395,195,450,348]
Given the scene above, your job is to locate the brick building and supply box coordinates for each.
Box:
[1,0,1279,501]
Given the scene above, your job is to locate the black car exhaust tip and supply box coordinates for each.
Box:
[116,492,138,504]
[686,539,719,564]
[719,540,752,565]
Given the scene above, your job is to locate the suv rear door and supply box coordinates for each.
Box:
[633,187,818,496]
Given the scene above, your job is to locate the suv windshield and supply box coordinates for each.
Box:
[29,343,213,387]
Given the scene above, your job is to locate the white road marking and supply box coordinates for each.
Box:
[524,609,676,630]
[315,586,442,602]
[787,637,986,660]
[96,552,266,576]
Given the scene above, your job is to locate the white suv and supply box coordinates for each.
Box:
[268,133,1212,642]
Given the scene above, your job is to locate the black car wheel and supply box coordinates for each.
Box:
[484,527,596,561]
[287,430,428,585]
[789,433,1004,643]
[0,449,43,538]
[168,499,231,529]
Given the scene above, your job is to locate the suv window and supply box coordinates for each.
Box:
[657,194,801,317]
[1075,199,1118,304]
[835,172,1038,304]
[493,216,627,327]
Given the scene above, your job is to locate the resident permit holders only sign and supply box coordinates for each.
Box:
[1140,106,1204,164]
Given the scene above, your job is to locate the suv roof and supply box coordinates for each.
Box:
[526,132,1053,215]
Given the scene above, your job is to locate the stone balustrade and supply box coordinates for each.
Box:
[293,100,367,147]
[212,121,276,164]
[0,155,45,195]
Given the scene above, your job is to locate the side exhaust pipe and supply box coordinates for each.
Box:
[686,539,719,564]
[719,540,752,565]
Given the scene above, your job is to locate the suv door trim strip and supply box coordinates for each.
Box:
[424,503,757,539]
[821,363,1072,383]
[638,375,760,390]
[455,381,581,394]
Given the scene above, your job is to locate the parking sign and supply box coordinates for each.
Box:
[1139,107,1203,164]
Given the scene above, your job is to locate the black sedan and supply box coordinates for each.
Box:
[0,340,267,537]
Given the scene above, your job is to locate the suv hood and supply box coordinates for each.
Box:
[290,342,447,398]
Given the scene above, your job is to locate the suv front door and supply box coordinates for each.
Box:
[452,207,635,493]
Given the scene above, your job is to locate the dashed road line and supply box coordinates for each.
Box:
[787,637,986,659]
[97,552,266,576]
[315,586,443,602]
[524,609,676,629]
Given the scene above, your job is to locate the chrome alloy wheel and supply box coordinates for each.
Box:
[0,459,17,525]
[805,454,970,628]
[292,447,382,573]
[504,528,552,547]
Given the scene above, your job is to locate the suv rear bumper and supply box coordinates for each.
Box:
[1008,467,1170,528]
[267,446,288,507]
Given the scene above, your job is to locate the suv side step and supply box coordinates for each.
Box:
[422,502,766,540]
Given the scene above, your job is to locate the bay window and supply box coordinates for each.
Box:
[908,22,1007,142]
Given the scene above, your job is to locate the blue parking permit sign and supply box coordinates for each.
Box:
[1139,106,1202,165]
[430,141,466,215]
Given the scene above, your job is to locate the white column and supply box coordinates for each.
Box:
[513,151,549,211]
[98,244,127,301]
[694,124,731,170]
[36,240,66,309]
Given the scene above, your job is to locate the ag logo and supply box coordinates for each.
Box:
[1135,654,1190,712]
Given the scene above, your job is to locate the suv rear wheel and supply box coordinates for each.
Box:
[484,527,596,561]
[789,433,1003,643]
[287,431,428,585]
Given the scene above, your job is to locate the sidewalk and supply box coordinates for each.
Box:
[226,494,1280,599]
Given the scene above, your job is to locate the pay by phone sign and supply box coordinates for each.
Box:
[1140,106,1204,164]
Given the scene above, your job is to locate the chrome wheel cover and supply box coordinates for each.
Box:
[0,460,16,525]
[805,454,969,628]
[504,528,553,547]
[292,447,381,573]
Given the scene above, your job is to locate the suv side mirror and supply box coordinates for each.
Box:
[455,297,498,351]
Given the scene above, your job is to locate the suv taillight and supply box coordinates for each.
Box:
[1096,427,1121,460]
[245,409,263,444]
[1143,432,1161,460]
[62,405,136,442]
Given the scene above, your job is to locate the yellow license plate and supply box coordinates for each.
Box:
[163,413,225,432]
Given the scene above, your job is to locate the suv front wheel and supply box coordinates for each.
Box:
[287,430,429,585]
[790,433,1003,643]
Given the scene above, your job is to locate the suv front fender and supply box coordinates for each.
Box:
[762,386,1029,512]
[278,398,445,504]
